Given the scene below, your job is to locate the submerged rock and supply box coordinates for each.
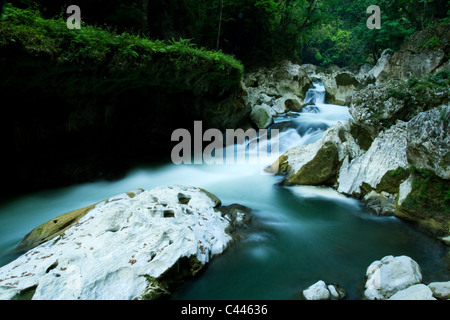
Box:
[0,186,250,300]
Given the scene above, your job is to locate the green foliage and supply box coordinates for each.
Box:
[304,24,352,67]
[397,71,449,113]
[5,0,450,69]
[0,4,244,76]
[303,0,448,67]
[410,166,450,205]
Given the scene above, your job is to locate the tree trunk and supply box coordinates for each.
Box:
[141,0,149,33]
[216,0,224,50]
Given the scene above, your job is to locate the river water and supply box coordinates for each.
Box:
[0,83,448,300]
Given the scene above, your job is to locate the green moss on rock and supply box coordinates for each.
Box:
[376,167,411,194]
[349,122,374,151]
[396,169,450,236]
[288,142,340,186]
[16,202,100,252]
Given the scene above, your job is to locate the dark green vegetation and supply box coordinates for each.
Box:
[0,5,247,195]
[304,0,450,67]
[7,0,449,67]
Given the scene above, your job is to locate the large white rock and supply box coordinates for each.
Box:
[0,186,244,300]
[338,121,409,196]
[364,255,423,300]
[389,284,436,300]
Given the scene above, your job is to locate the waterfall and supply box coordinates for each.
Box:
[271,82,351,147]
[304,82,326,105]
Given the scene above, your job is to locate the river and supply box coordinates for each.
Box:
[0,83,448,300]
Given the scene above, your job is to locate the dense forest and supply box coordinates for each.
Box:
[4,0,450,67]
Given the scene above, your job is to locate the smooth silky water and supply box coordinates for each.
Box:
[1,83,448,300]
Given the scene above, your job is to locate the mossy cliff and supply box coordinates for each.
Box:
[0,6,248,195]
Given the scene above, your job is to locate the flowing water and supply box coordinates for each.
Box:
[0,83,448,300]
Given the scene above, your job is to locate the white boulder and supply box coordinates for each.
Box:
[0,185,248,300]
[364,255,422,300]
[303,281,330,300]
[338,121,409,196]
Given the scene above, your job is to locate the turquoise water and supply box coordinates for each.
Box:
[1,84,448,300]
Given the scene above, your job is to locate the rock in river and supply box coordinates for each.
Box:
[364,255,422,300]
[0,186,250,300]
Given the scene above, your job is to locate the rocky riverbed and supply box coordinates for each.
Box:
[269,25,449,242]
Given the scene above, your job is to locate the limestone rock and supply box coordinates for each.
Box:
[363,191,396,216]
[303,280,330,300]
[347,83,410,138]
[272,119,364,186]
[428,281,450,299]
[323,71,360,105]
[243,61,312,126]
[388,284,436,300]
[376,24,450,84]
[0,186,250,300]
[250,104,274,129]
[302,281,346,300]
[366,49,394,85]
[406,104,450,180]
[364,255,422,300]
[338,122,409,197]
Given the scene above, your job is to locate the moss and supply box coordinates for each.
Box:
[0,5,244,114]
[396,168,450,236]
[349,122,374,151]
[198,188,221,208]
[360,182,374,196]
[17,202,100,252]
[376,167,411,194]
[266,154,289,175]
[11,286,37,301]
[335,73,359,87]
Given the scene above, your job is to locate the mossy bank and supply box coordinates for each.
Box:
[0,6,249,196]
